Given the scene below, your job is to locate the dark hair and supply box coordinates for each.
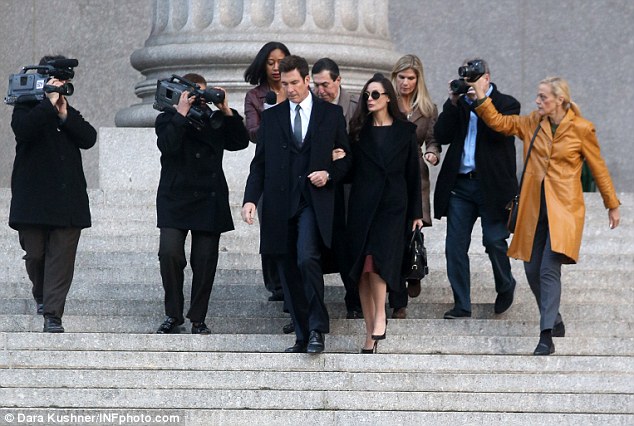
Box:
[39,54,66,65]
[279,55,310,79]
[349,73,407,143]
[182,73,206,86]
[243,41,291,86]
[311,57,340,81]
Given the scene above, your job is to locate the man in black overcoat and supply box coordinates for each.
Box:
[434,59,520,319]
[155,73,249,334]
[9,55,97,333]
[242,55,351,353]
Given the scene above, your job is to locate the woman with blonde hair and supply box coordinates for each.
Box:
[389,54,441,315]
[471,76,621,355]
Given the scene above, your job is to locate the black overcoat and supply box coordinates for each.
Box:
[347,120,422,291]
[433,83,521,222]
[243,94,352,254]
[9,99,96,230]
[155,109,249,233]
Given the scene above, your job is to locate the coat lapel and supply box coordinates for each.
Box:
[304,93,325,146]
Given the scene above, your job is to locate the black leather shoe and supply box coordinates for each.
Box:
[534,330,555,355]
[43,317,64,333]
[443,307,471,319]
[407,279,422,298]
[282,321,295,334]
[346,309,364,319]
[268,292,284,302]
[191,322,211,334]
[284,342,307,353]
[533,341,555,355]
[36,303,44,315]
[156,316,184,334]
[494,281,516,314]
[552,321,566,337]
[392,307,407,319]
[306,330,325,353]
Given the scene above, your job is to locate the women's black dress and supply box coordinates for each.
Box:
[347,120,422,291]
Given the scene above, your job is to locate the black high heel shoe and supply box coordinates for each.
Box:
[371,319,388,341]
[360,340,378,354]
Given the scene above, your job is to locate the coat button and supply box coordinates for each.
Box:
[195,153,201,159]
[211,192,216,197]
[194,191,199,197]
[211,173,216,178]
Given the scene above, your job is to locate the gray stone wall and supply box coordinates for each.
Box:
[1,0,632,192]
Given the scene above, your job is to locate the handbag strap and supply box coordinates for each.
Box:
[517,125,541,194]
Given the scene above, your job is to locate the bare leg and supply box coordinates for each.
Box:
[358,272,375,350]
[368,272,387,337]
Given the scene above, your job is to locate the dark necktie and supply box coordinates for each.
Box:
[293,104,303,146]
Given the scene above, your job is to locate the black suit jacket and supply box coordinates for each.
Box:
[433,83,521,222]
[243,93,352,254]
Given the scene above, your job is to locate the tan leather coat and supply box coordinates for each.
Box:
[475,98,620,262]
[406,106,440,226]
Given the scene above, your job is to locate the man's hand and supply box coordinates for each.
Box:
[242,202,257,225]
[308,170,329,187]
[176,90,194,117]
[212,87,233,116]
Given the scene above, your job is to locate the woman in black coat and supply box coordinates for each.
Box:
[347,74,423,353]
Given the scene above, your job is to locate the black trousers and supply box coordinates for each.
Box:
[257,195,284,297]
[18,226,81,319]
[159,228,220,323]
[276,204,329,344]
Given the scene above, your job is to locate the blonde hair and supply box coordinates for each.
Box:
[391,54,435,117]
[539,76,582,117]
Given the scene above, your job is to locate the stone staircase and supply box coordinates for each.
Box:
[0,188,632,425]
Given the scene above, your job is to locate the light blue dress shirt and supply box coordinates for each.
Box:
[459,84,493,174]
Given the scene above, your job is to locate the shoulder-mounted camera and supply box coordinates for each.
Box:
[4,59,78,105]
[153,74,225,130]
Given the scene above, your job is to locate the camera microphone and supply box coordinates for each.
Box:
[46,59,79,69]
[263,91,277,109]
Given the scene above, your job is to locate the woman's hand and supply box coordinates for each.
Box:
[332,148,346,161]
[412,218,424,230]
[609,206,620,229]
[424,152,439,166]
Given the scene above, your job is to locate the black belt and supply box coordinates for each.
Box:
[457,171,478,179]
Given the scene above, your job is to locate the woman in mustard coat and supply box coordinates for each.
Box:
[471,76,621,356]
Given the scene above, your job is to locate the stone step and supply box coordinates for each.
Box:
[2,297,633,322]
[1,315,631,337]
[1,279,631,306]
[2,367,631,394]
[0,409,630,426]
[2,335,633,367]
[1,387,631,414]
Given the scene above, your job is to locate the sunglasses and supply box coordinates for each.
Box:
[363,90,387,101]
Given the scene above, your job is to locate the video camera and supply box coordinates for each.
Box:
[153,74,225,130]
[450,60,486,95]
[4,58,78,105]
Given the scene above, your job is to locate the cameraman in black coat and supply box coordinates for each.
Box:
[155,73,249,334]
[434,59,520,320]
[9,55,97,333]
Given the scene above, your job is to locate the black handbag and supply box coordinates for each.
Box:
[507,125,541,233]
[403,227,428,280]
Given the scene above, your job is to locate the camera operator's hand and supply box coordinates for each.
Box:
[212,87,233,116]
[466,75,490,101]
[45,78,68,120]
[176,90,195,117]
[447,80,461,106]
